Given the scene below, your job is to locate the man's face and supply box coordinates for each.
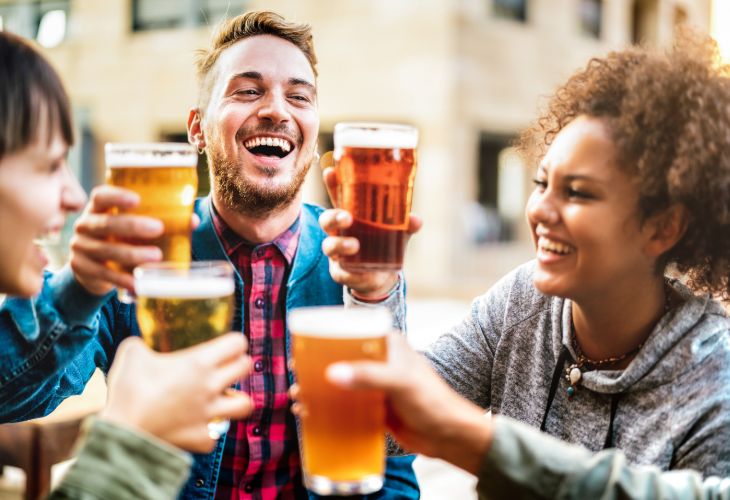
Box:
[201,35,319,216]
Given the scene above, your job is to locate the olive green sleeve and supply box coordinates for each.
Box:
[477,415,730,500]
[48,418,192,500]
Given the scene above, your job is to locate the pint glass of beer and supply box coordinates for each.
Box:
[334,123,418,272]
[134,260,236,438]
[288,306,391,495]
[105,143,198,301]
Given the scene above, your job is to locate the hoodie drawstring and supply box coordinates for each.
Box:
[541,344,621,450]
[603,394,620,449]
[541,345,572,432]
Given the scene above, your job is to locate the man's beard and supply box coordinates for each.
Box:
[208,141,312,218]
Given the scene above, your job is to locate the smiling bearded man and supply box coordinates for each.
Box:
[208,119,311,217]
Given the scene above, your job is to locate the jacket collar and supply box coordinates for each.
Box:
[192,196,324,282]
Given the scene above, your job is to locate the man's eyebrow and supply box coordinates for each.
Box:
[231,71,263,81]
[289,77,315,90]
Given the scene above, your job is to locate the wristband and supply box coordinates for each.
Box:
[349,277,400,304]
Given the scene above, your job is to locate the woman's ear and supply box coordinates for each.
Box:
[643,204,688,257]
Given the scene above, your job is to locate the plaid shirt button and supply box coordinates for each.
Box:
[254,297,265,308]
[254,360,264,372]
[252,426,262,436]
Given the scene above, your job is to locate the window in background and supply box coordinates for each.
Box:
[132,0,240,31]
[0,0,69,47]
[632,0,659,45]
[473,134,524,244]
[580,0,602,38]
[493,0,527,22]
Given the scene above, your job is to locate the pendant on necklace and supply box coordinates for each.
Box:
[565,364,582,399]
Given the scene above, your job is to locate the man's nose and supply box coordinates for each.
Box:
[257,91,290,124]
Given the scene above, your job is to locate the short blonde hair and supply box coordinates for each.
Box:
[195,11,317,111]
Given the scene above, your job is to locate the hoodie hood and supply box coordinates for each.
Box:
[559,280,729,394]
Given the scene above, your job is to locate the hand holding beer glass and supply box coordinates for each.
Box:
[332,123,418,272]
[105,143,198,301]
[134,261,237,439]
[288,306,391,495]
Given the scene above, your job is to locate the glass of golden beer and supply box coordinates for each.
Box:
[288,306,391,495]
[334,122,418,272]
[134,260,236,439]
[105,142,198,302]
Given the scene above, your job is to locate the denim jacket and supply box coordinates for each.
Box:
[0,197,419,500]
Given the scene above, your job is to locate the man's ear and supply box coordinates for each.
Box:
[643,204,688,258]
[187,107,205,151]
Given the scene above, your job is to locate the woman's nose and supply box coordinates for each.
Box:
[526,189,559,227]
[60,163,87,213]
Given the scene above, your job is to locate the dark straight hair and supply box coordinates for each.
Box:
[0,31,74,161]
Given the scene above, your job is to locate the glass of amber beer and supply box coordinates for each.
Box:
[134,260,236,439]
[288,306,391,495]
[334,122,418,272]
[105,143,198,302]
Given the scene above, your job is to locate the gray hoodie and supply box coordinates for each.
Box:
[425,261,730,476]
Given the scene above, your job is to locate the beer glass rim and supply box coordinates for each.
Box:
[104,142,197,154]
[288,305,391,338]
[134,261,235,299]
[105,142,197,168]
[334,122,417,133]
[333,122,418,150]
[134,260,234,279]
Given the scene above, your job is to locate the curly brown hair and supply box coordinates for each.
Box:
[518,30,730,299]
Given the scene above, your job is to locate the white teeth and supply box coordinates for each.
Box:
[539,237,574,255]
[243,136,293,153]
[34,229,62,246]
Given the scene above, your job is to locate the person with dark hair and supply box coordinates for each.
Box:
[0,30,252,499]
[0,11,419,499]
[320,30,730,488]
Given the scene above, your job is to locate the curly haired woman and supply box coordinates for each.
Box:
[319,30,730,490]
[422,31,730,476]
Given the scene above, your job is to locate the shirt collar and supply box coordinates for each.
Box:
[210,202,301,266]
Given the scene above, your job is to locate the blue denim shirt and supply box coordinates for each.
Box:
[0,197,419,500]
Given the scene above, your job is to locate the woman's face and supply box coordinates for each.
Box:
[525,115,657,302]
[0,131,86,296]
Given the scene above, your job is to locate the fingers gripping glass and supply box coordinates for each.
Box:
[134,261,236,440]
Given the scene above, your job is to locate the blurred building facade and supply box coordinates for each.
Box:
[0,0,711,298]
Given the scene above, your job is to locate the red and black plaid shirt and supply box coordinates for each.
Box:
[212,207,305,500]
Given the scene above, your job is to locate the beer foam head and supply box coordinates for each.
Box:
[334,122,418,150]
[105,143,197,168]
[135,276,234,299]
[288,306,392,338]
